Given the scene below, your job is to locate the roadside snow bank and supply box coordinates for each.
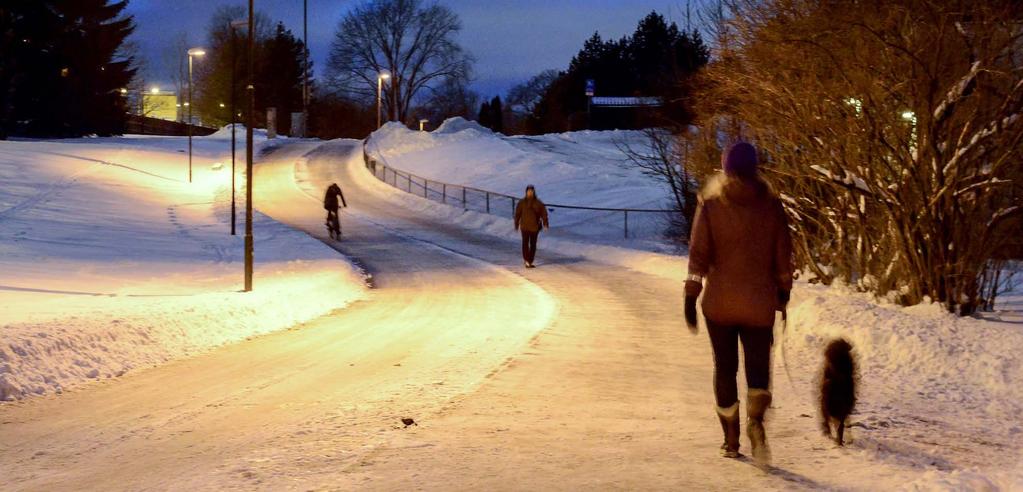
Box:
[0,137,368,401]
[366,118,675,239]
[784,285,1023,484]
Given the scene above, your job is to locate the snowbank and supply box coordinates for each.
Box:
[366,118,675,239]
[0,137,368,401]
[781,285,1023,488]
[432,116,494,135]
[204,123,274,140]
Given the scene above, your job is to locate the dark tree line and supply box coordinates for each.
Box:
[193,6,309,136]
[478,96,504,133]
[1,1,136,138]
[514,12,709,134]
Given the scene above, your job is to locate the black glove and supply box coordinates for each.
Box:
[777,288,791,310]
[684,295,699,334]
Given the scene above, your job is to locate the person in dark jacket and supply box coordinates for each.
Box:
[684,142,793,465]
[513,184,549,268]
[323,183,348,239]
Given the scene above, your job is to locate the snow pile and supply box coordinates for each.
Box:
[432,116,493,135]
[205,123,274,140]
[366,118,673,239]
[0,137,368,401]
[782,284,1023,486]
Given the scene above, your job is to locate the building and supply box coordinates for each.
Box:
[141,92,178,121]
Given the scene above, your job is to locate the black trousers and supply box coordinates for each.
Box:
[707,320,774,407]
[326,209,340,233]
[521,230,539,263]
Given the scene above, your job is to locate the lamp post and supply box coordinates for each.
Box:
[376,71,390,129]
[187,47,206,184]
[230,19,246,237]
[244,0,255,292]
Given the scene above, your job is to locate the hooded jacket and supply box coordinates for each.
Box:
[514,196,549,232]
[687,174,793,328]
[324,184,347,211]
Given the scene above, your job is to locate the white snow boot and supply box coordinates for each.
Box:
[716,402,741,458]
[747,389,772,468]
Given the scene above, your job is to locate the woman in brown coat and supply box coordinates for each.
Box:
[684,142,793,464]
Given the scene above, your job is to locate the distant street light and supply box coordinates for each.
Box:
[377,71,390,129]
[187,47,206,184]
[150,87,160,94]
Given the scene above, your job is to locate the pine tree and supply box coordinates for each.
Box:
[194,11,308,134]
[259,22,308,135]
[490,95,503,133]
[1,1,135,137]
[478,100,492,128]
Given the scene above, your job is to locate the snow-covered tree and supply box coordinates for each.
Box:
[688,0,1023,314]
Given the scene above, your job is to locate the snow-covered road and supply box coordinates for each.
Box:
[1,139,1018,490]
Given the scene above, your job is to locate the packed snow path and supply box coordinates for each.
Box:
[0,140,1013,490]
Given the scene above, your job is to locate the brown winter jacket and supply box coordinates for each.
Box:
[514,197,549,232]
[686,174,794,328]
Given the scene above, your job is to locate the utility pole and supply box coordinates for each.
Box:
[244,0,255,292]
[230,25,237,236]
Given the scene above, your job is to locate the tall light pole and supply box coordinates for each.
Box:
[230,19,247,236]
[187,47,206,184]
[377,71,390,129]
[244,0,255,292]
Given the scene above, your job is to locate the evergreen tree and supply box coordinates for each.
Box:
[258,22,308,135]
[1,1,135,138]
[478,100,491,128]
[489,95,503,133]
[525,11,709,133]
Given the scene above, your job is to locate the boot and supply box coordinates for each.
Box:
[746,389,772,468]
[716,402,741,458]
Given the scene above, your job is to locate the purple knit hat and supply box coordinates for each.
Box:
[721,142,758,177]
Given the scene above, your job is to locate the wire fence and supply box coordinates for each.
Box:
[362,142,676,239]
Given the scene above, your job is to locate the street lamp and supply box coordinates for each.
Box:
[244,0,255,291]
[230,19,247,237]
[377,71,390,129]
[187,47,206,184]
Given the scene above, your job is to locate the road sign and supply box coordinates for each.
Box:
[585,79,595,97]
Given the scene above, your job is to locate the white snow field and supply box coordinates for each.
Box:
[0,132,368,401]
[0,128,1020,490]
[365,118,680,242]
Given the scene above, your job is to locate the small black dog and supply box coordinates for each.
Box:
[820,338,857,446]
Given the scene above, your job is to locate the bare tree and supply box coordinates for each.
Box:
[506,69,560,116]
[162,32,190,121]
[327,0,474,124]
[618,128,700,241]
[688,0,1023,314]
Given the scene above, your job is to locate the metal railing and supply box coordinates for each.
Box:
[362,141,675,238]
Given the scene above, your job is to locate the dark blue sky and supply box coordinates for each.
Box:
[125,0,690,98]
